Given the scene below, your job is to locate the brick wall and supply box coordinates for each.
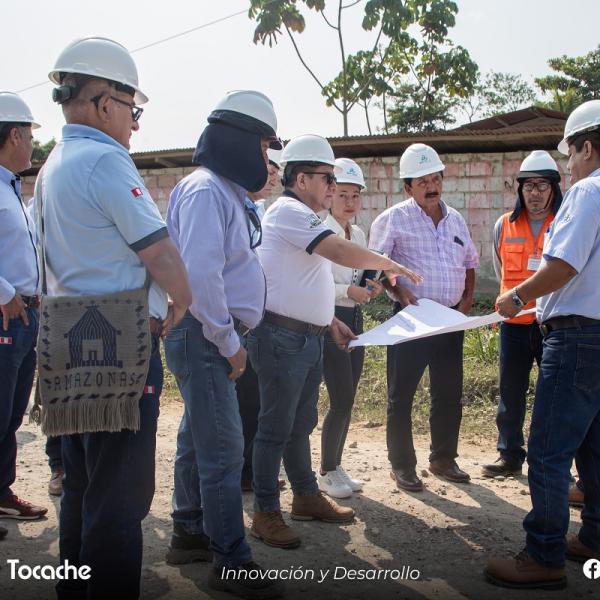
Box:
[22,150,569,294]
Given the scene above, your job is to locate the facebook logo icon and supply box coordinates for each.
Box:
[583,558,600,580]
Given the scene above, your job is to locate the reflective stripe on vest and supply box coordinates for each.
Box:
[499,211,554,325]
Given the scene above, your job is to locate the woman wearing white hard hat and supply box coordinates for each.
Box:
[319,158,383,499]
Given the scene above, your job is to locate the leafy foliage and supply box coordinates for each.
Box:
[535,45,600,111]
[248,0,476,135]
[32,138,56,162]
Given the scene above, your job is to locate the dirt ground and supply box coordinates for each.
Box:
[0,398,597,600]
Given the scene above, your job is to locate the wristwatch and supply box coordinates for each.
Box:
[511,288,525,308]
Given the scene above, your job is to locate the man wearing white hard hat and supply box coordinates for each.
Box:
[0,92,48,530]
[38,37,191,599]
[237,146,282,493]
[488,100,600,587]
[370,143,479,492]
[248,134,421,549]
[482,151,563,479]
[165,90,283,597]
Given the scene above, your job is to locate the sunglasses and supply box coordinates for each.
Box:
[302,171,337,185]
[522,182,550,193]
[91,94,144,122]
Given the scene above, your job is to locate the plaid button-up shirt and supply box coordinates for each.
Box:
[369,197,479,307]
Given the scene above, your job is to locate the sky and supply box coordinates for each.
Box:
[3,0,598,152]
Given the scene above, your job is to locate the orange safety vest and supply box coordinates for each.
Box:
[499,211,554,325]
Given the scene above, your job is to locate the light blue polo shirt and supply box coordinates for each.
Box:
[35,124,168,318]
[537,167,600,322]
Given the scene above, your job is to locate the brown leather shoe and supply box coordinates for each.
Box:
[291,492,354,523]
[568,482,584,507]
[481,458,522,478]
[429,459,470,483]
[565,534,600,563]
[390,469,423,492]
[48,468,64,497]
[485,550,566,589]
[250,511,301,549]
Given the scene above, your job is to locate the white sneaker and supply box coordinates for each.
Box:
[337,466,363,492]
[318,470,352,499]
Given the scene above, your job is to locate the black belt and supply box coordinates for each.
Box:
[21,295,40,309]
[263,311,329,336]
[540,315,600,337]
[233,317,251,337]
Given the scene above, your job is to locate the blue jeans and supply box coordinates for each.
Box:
[46,435,63,470]
[497,322,542,465]
[248,322,322,512]
[57,335,162,600]
[524,324,600,567]
[0,308,38,500]
[165,313,251,568]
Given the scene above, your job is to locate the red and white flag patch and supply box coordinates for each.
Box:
[144,385,155,395]
[0,336,13,345]
[131,187,143,198]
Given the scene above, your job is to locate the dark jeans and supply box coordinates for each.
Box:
[524,324,600,568]
[56,335,162,600]
[236,358,260,482]
[46,435,63,470]
[0,308,38,500]
[165,313,251,568]
[321,306,364,472]
[387,330,464,471]
[497,322,543,465]
[248,321,322,512]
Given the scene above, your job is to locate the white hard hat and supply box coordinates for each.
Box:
[267,148,282,167]
[335,158,366,189]
[399,143,445,179]
[49,36,148,104]
[280,134,340,169]
[0,92,40,129]
[558,99,600,155]
[213,90,277,134]
[517,150,560,180]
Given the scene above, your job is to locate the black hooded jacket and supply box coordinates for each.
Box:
[192,110,279,193]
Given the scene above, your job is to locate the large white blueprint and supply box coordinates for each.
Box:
[349,299,535,347]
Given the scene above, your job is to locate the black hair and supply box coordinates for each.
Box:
[283,161,326,187]
[0,122,28,149]
[403,172,444,187]
[569,129,600,155]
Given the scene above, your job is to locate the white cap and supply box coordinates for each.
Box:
[267,148,282,167]
[335,158,366,189]
[280,134,340,169]
[49,36,148,104]
[213,90,277,134]
[518,150,560,180]
[0,92,40,129]
[399,143,445,179]
[558,99,600,155]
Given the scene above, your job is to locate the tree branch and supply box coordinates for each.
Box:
[284,24,343,114]
[320,9,338,30]
[342,0,363,8]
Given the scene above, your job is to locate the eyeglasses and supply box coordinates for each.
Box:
[244,204,262,250]
[522,182,551,193]
[90,94,144,122]
[301,171,337,186]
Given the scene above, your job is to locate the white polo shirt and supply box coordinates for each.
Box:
[258,191,336,327]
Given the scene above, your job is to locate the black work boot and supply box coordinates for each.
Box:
[482,457,522,478]
[166,522,213,564]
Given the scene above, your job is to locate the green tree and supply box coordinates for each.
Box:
[535,45,600,111]
[458,71,538,123]
[31,138,56,162]
[248,0,476,136]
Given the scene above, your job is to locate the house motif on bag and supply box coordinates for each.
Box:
[65,304,123,369]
